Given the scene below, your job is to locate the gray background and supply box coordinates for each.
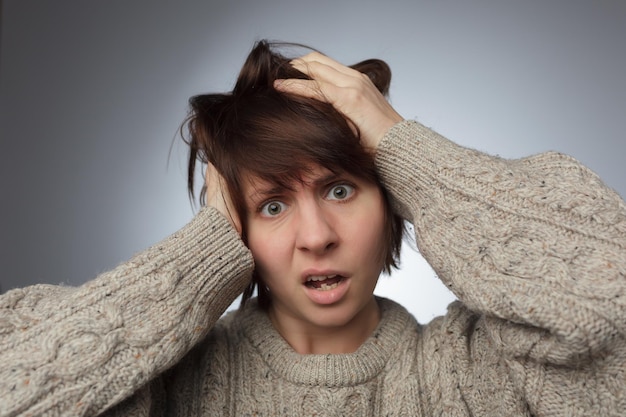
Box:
[1,0,624,322]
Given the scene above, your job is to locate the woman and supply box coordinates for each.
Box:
[1,40,624,416]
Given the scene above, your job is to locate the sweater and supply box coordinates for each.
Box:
[1,120,625,416]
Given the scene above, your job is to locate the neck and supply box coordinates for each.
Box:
[268,297,380,354]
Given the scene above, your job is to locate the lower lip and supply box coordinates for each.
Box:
[303,277,350,305]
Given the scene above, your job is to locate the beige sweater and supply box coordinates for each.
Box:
[1,120,624,416]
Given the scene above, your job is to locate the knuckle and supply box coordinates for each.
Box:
[307,51,324,60]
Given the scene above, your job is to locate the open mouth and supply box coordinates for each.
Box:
[304,275,344,291]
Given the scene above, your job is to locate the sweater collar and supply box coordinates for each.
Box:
[240,297,416,387]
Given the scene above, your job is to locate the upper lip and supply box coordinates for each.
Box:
[301,269,349,284]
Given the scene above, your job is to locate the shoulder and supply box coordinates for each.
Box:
[156,309,248,413]
[169,308,244,375]
[419,301,505,389]
[417,302,533,415]
[420,301,508,364]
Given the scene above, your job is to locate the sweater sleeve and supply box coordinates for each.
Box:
[375,120,626,366]
[0,207,254,417]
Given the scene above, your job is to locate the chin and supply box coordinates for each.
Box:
[306,302,368,329]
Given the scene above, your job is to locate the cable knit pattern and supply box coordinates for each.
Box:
[377,121,625,361]
[0,208,253,416]
[1,120,624,416]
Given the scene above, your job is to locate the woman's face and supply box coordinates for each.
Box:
[244,164,387,346]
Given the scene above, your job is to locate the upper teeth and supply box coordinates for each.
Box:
[307,275,336,282]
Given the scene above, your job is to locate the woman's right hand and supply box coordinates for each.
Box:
[205,163,241,235]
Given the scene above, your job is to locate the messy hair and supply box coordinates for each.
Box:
[183,40,404,308]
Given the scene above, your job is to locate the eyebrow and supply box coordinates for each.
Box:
[247,185,285,203]
[310,171,342,187]
[246,171,342,203]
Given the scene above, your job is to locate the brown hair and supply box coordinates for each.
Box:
[183,40,404,308]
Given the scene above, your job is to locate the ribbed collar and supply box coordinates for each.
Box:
[240,297,415,387]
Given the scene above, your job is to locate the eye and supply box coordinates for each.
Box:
[326,184,355,201]
[259,200,287,217]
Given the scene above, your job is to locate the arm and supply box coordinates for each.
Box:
[376,119,626,364]
[0,207,253,416]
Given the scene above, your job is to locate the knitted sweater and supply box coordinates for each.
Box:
[1,120,625,416]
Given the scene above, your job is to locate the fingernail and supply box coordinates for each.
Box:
[273,79,284,88]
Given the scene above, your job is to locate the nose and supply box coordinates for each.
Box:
[295,202,339,255]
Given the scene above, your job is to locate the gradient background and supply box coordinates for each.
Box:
[1,0,624,323]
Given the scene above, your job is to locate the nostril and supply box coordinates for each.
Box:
[294,207,339,252]
[296,237,337,254]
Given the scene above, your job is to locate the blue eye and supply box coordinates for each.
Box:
[327,184,354,201]
[260,201,286,217]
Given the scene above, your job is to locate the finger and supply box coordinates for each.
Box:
[274,78,349,110]
[291,52,358,78]
[291,58,362,85]
[205,163,221,190]
[273,79,324,100]
[287,60,367,106]
[205,164,241,234]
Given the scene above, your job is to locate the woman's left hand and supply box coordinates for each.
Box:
[274,52,403,151]
[205,162,241,235]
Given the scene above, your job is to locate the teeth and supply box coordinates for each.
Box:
[305,275,341,291]
[306,274,336,282]
[319,282,339,291]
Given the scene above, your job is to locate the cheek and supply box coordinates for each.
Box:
[349,197,388,265]
[367,217,387,261]
[246,225,288,280]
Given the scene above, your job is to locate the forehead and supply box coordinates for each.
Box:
[243,165,331,194]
